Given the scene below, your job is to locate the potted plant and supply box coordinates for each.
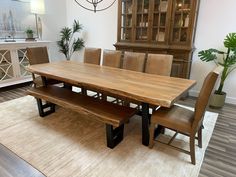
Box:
[25,28,34,39]
[57,20,84,60]
[198,33,236,108]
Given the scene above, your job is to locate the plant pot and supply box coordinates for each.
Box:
[27,33,33,39]
[209,91,226,108]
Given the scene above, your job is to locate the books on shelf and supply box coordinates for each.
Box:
[156,32,165,42]
[159,1,168,12]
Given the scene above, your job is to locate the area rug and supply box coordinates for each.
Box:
[0,96,218,177]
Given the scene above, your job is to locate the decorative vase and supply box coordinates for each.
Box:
[209,91,226,108]
[38,17,43,40]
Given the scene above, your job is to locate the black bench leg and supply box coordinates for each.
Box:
[142,103,150,146]
[63,83,72,90]
[106,124,124,149]
[36,98,55,117]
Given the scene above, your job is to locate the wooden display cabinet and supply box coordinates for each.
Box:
[115,0,200,78]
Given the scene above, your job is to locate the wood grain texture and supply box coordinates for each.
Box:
[27,86,136,127]
[26,61,196,107]
[0,144,45,177]
[0,84,30,102]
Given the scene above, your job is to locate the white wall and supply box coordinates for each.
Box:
[65,0,236,104]
[66,0,118,61]
[41,0,67,61]
[190,0,236,104]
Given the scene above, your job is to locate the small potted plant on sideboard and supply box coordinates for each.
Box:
[25,27,34,40]
[198,33,236,108]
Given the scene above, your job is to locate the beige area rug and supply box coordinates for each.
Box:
[0,96,218,177]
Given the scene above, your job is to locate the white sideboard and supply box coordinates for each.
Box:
[0,40,51,88]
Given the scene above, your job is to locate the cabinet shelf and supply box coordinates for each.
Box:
[153,26,166,28]
[122,13,132,16]
[121,26,132,29]
[175,10,191,14]
[173,26,189,29]
[136,27,148,29]
[153,11,167,14]
[137,12,149,15]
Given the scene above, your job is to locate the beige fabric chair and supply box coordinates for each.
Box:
[84,47,101,65]
[145,54,173,76]
[122,52,146,72]
[102,49,122,68]
[26,47,59,87]
[149,67,220,165]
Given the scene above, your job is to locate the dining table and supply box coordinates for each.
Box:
[27,60,196,146]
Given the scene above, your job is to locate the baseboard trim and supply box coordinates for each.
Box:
[189,90,236,105]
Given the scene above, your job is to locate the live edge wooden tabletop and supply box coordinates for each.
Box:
[27,61,196,107]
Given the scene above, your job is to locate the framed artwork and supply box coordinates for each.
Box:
[0,0,37,40]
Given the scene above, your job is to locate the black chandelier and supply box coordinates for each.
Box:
[74,0,117,13]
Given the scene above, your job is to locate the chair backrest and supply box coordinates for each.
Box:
[102,49,122,68]
[84,47,101,65]
[192,67,221,129]
[122,51,146,72]
[26,47,49,65]
[145,54,173,76]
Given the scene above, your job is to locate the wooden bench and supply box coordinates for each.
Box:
[27,85,136,148]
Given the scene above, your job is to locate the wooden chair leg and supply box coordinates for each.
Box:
[149,123,155,148]
[123,100,130,107]
[81,87,87,95]
[198,127,202,148]
[160,127,165,134]
[190,134,196,165]
[101,94,107,101]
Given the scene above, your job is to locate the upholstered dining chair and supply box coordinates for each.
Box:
[82,47,102,96]
[102,49,122,68]
[84,47,101,65]
[26,47,60,88]
[149,67,221,165]
[101,49,122,101]
[121,51,146,106]
[122,51,146,72]
[145,54,173,76]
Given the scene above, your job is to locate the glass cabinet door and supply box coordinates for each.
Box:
[135,0,149,41]
[0,50,14,81]
[171,0,192,43]
[151,0,170,43]
[17,49,30,77]
[120,0,133,41]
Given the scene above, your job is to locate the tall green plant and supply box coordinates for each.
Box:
[198,33,236,94]
[57,20,84,60]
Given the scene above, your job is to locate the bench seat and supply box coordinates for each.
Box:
[27,85,137,148]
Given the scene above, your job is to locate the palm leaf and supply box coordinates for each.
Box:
[198,49,217,62]
[60,27,72,41]
[199,32,236,94]
[72,38,84,52]
[224,33,236,48]
[226,55,236,66]
[73,20,82,33]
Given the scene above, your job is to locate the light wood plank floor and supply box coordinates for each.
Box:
[0,84,236,177]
